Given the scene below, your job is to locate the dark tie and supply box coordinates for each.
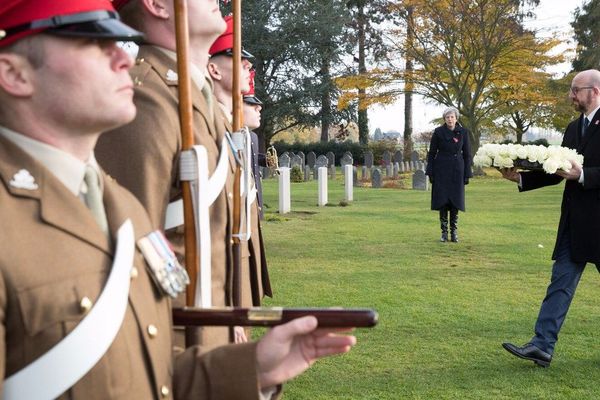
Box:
[583,117,590,138]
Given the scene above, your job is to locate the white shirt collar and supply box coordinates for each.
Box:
[585,104,600,122]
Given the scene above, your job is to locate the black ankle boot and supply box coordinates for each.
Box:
[439,208,448,242]
[450,209,458,242]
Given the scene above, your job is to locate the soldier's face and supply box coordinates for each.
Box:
[187,0,226,37]
[211,56,251,93]
[243,103,261,130]
[31,36,136,135]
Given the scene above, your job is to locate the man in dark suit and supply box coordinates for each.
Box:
[501,69,600,367]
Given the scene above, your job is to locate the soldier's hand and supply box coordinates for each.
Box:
[255,316,356,388]
[234,326,248,343]
[556,159,582,181]
[499,167,520,183]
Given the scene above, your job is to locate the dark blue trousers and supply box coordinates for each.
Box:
[530,231,586,354]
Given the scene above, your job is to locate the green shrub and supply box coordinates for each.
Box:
[290,165,303,182]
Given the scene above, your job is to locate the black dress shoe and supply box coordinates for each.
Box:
[502,342,552,367]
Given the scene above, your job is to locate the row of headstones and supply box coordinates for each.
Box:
[278,165,354,213]
[366,168,429,191]
[267,149,424,179]
[276,149,422,170]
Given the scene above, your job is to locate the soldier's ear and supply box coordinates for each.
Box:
[143,0,170,19]
[0,53,34,97]
[207,62,222,82]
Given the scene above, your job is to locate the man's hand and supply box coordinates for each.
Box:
[499,167,520,183]
[234,326,248,343]
[556,159,583,181]
[255,316,356,388]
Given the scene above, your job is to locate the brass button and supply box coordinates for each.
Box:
[136,57,145,65]
[160,385,170,397]
[228,192,233,199]
[147,324,158,338]
[79,297,93,313]
[130,266,139,279]
[133,76,142,86]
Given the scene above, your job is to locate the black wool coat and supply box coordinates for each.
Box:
[520,109,600,264]
[425,124,472,211]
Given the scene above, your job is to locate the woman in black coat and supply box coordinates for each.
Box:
[425,107,472,242]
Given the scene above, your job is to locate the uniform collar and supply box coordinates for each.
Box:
[0,125,100,196]
[155,46,207,91]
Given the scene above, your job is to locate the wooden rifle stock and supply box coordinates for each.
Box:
[172,307,379,328]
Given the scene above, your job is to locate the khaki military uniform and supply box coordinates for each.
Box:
[216,107,272,306]
[96,45,237,349]
[0,134,262,399]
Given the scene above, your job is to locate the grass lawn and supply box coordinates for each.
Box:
[258,169,600,399]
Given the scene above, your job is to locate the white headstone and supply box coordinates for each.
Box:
[344,164,353,201]
[278,167,291,213]
[318,167,328,206]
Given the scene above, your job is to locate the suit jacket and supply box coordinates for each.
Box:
[520,110,600,264]
[217,108,272,306]
[96,45,233,349]
[425,124,472,211]
[0,135,262,399]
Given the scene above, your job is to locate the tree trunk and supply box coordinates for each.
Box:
[403,6,415,161]
[320,56,331,143]
[357,5,369,145]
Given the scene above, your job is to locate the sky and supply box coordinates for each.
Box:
[368,0,587,135]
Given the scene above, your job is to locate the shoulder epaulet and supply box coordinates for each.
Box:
[129,57,153,87]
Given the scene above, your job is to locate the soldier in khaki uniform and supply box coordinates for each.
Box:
[96,0,253,346]
[208,16,271,310]
[0,1,356,398]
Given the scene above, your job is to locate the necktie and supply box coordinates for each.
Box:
[83,165,109,234]
[201,79,215,124]
[583,117,590,138]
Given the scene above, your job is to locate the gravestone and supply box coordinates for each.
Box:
[318,167,328,206]
[304,165,311,181]
[291,154,302,169]
[372,168,382,188]
[341,152,353,168]
[326,152,335,168]
[361,165,367,180]
[329,165,336,180]
[394,150,403,164]
[261,166,271,179]
[344,165,353,201]
[364,151,374,169]
[353,166,360,187]
[399,162,405,173]
[417,161,424,171]
[307,151,317,169]
[410,150,419,162]
[383,150,391,166]
[315,155,328,180]
[404,161,411,172]
[386,164,392,177]
[278,167,291,213]
[341,153,353,177]
[412,170,428,191]
[393,162,399,179]
[297,151,306,168]
[279,153,290,168]
[411,161,417,170]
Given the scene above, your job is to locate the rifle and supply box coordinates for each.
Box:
[173,307,379,328]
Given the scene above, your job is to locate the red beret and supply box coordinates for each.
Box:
[0,0,143,47]
[209,14,253,59]
[243,70,263,105]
